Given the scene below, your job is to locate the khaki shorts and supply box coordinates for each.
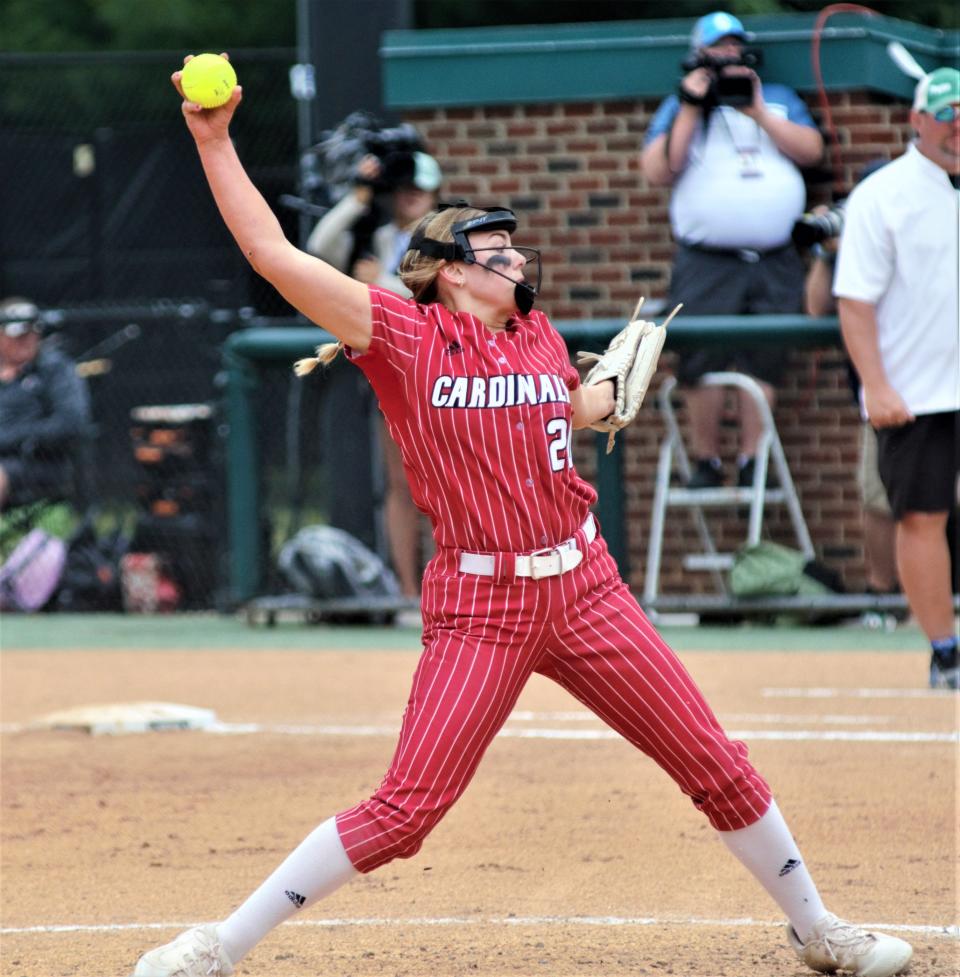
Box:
[858,423,891,514]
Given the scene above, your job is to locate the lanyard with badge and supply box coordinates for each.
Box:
[716,106,763,178]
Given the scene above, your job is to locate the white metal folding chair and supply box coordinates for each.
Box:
[643,371,814,607]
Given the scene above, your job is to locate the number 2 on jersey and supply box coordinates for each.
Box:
[546,417,573,472]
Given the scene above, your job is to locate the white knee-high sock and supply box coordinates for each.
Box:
[718,799,827,943]
[216,816,358,964]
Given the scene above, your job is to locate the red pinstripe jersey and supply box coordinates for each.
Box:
[347,286,597,553]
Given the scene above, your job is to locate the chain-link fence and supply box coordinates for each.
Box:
[1,48,300,307]
[0,50,311,611]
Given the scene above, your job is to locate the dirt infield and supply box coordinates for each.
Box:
[1,628,957,976]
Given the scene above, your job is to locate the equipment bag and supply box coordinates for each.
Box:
[278,525,401,600]
[54,518,128,612]
[730,541,843,598]
[0,529,67,612]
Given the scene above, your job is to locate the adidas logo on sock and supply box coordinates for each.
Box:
[778,858,802,877]
[285,889,306,908]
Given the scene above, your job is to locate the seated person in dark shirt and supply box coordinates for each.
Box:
[0,298,92,511]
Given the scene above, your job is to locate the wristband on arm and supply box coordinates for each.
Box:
[677,84,707,107]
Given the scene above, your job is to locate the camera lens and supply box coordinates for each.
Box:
[791,205,845,247]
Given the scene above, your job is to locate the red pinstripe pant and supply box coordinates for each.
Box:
[336,531,772,872]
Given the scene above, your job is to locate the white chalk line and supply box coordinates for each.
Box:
[522,711,895,726]
[1,719,954,743]
[205,722,959,743]
[2,915,956,939]
[0,710,908,734]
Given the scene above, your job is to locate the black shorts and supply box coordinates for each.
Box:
[876,411,960,520]
[668,244,804,386]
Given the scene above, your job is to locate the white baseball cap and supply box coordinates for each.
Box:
[410,152,442,192]
[1,299,41,337]
[382,150,443,192]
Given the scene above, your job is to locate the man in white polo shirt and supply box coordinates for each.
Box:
[642,11,823,489]
[835,66,960,690]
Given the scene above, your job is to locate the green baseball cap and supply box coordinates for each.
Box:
[913,67,960,114]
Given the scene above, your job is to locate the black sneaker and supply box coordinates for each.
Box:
[687,458,723,489]
[736,457,776,489]
[930,646,959,690]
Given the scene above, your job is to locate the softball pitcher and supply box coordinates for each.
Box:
[131,56,913,977]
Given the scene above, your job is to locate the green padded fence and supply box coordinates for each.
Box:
[382,14,959,108]
[222,315,839,605]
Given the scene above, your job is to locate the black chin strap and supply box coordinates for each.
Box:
[477,262,536,314]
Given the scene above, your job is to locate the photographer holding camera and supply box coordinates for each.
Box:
[306,148,443,606]
[642,11,823,489]
[306,150,442,293]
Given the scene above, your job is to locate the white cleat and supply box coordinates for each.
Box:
[787,913,913,977]
[132,924,235,977]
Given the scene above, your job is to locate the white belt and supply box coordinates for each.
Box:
[458,514,596,580]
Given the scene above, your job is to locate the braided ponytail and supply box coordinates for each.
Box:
[292,340,344,376]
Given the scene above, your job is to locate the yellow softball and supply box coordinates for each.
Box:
[180,53,237,109]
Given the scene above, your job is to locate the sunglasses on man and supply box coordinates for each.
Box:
[928,104,960,123]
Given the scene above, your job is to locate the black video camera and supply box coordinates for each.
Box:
[304,111,426,203]
[681,48,763,107]
[791,202,846,248]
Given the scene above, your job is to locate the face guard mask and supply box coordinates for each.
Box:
[408,202,542,314]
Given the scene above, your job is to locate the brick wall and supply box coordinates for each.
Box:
[403,91,913,596]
